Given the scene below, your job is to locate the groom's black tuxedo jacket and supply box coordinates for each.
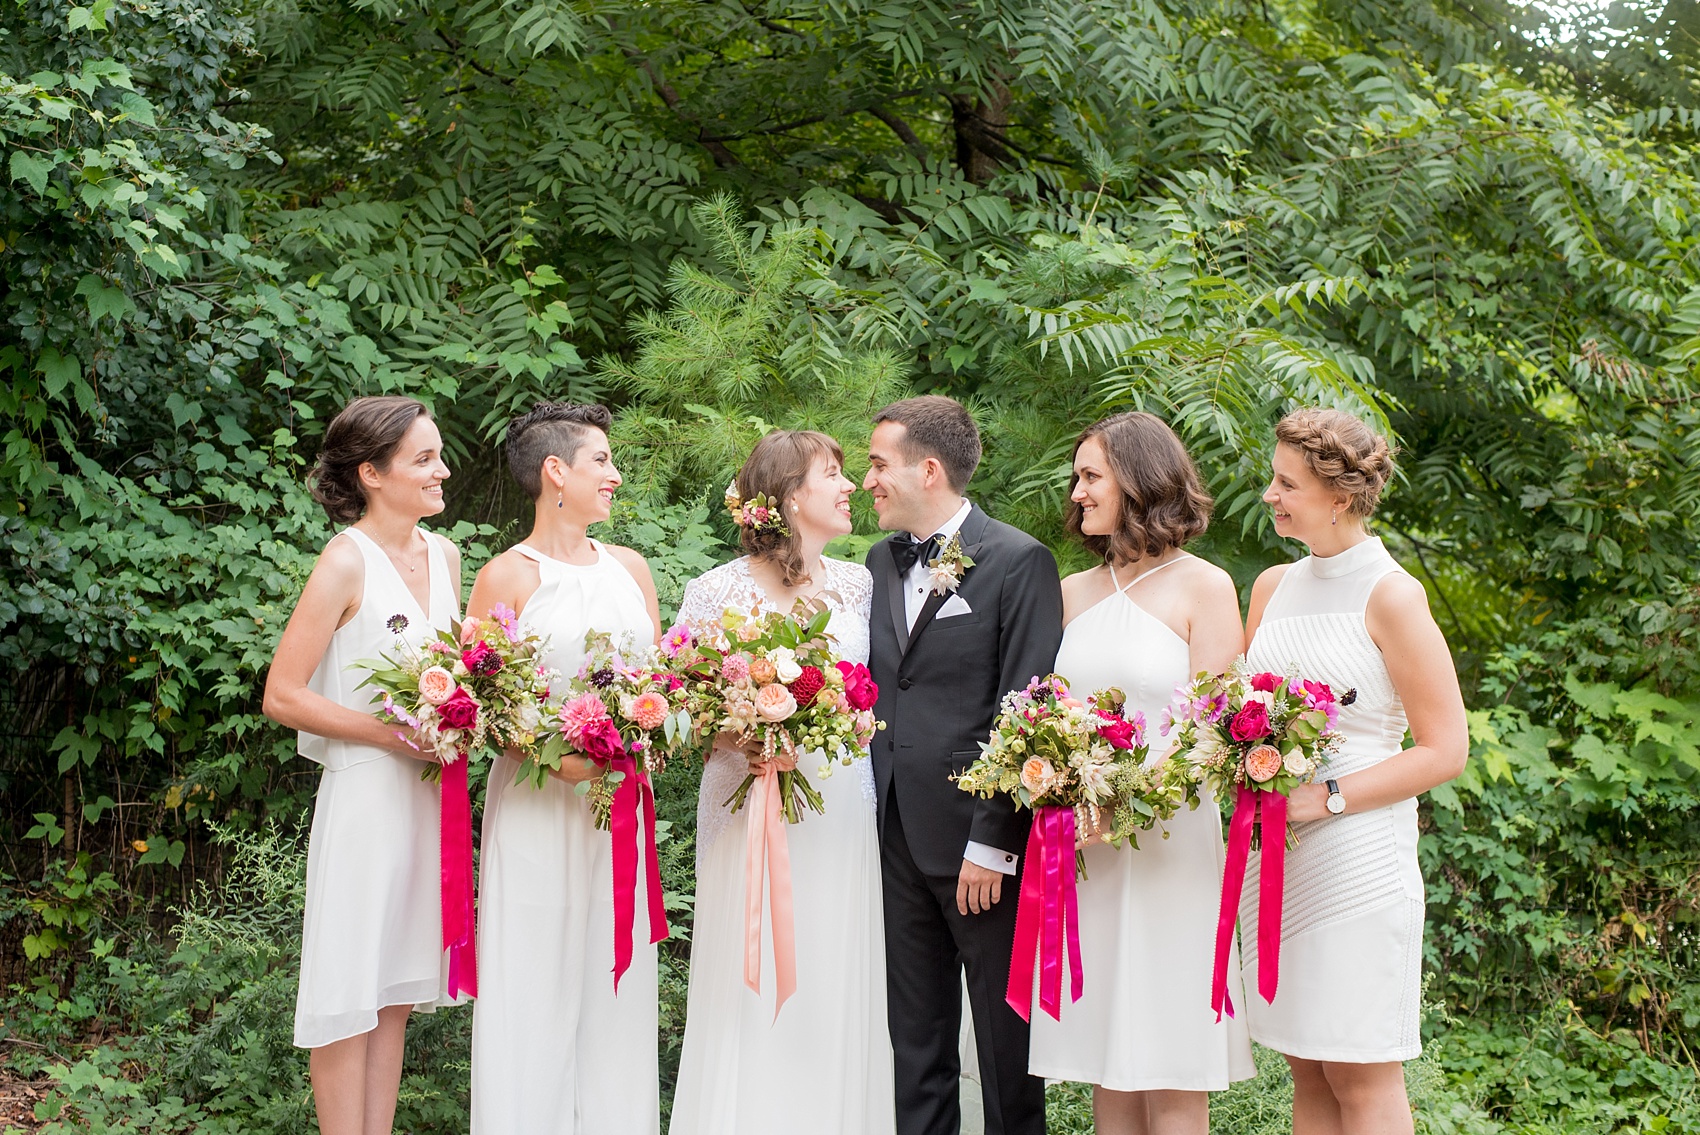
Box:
[867,505,1064,877]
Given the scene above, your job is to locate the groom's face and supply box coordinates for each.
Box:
[865,421,928,532]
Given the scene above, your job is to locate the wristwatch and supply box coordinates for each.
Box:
[1325,778,1346,815]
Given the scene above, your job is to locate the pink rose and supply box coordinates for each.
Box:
[437,687,480,731]
[1249,672,1283,693]
[836,661,879,711]
[580,715,626,763]
[458,616,482,645]
[629,690,669,731]
[1095,712,1139,751]
[1020,758,1058,797]
[755,683,798,722]
[461,640,503,676]
[418,666,457,705]
[1229,701,1271,742]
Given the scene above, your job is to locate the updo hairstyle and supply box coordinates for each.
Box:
[1065,412,1212,563]
[1273,408,1396,517]
[308,396,431,524]
[735,430,844,588]
[505,402,614,499]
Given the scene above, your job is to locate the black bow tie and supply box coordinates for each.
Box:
[892,533,942,575]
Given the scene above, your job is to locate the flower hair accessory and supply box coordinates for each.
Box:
[725,480,792,537]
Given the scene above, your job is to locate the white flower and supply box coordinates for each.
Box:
[770,646,803,684]
[1248,689,1275,709]
[1282,748,1312,778]
[1077,759,1112,799]
[515,700,542,734]
[927,562,962,594]
[1191,729,1223,761]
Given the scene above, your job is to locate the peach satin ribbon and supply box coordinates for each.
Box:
[743,762,798,1018]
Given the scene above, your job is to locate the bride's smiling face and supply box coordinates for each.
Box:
[787,452,855,541]
[1070,435,1121,537]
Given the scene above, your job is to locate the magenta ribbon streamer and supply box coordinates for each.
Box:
[609,754,671,992]
[1210,786,1290,1021]
[440,757,477,1000]
[1004,805,1083,1023]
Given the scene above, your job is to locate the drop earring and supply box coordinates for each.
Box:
[1331,508,1338,526]
[557,491,564,509]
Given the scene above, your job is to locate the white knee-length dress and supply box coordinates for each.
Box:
[470,541,660,1135]
[1027,557,1254,1091]
[1242,536,1425,1063]
[294,526,458,1049]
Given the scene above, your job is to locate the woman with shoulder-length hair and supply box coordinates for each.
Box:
[464,401,665,1134]
[1242,408,1467,1135]
[668,429,895,1135]
[262,395,463,1135]
[1027,411,1254,1134]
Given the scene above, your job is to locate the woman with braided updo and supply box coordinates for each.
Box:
[1242,409,1467,1135]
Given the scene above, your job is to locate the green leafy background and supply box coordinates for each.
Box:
[3,0,1700,1128]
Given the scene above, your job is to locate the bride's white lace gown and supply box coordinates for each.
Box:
[668,556,896,1135]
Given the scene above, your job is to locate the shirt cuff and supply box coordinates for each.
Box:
[964,840,1018,875]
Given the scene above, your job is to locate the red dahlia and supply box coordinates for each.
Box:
[789,665,826,707]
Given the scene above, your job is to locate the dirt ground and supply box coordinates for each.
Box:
[0,1069,45,1133]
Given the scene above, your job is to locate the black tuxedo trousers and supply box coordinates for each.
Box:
[867,507,1062,1135]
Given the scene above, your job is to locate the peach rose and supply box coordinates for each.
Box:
[418,666,457,705]
[755,682,798,722]
[749,657,779,686]
[1245,743,1283,783]
[1020,757,1059,797]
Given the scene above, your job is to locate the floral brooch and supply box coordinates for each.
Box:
[926,534,974,595]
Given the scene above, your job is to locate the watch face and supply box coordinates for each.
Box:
[1326,793,1346,814]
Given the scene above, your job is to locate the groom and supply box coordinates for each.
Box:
[864,396,1063,1135]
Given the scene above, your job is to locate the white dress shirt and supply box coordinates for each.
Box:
[900,499,1019,877]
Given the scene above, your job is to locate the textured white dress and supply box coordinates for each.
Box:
[294,526,458,1049]
[1242,536,1424,1063]
[470,541,660,1134]
[1027,558,1255,1091]
[668,557,896,1135]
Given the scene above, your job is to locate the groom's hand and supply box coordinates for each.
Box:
[957,860,1004,915]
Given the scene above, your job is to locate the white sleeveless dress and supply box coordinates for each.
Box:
[470,541,661,1134]
[294,526,458,1049]
[1242,536,1424,1063]
[668,557,895,1135]
[1027,557,1255,1091]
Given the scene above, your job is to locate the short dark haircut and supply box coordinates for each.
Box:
[505,403,614,500]
[872,395,981,492]
[1065,412,1212,562]
[308,396,432,524]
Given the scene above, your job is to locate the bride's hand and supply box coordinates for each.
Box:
[713,730,767,775]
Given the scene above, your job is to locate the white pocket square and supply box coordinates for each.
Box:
[936,594,973,619]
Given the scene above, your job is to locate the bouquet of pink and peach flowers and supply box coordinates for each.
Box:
[674,603,882,824]
[355,604,556,777]
[530,629,699,828]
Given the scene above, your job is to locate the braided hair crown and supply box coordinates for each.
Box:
[1273,408,1395,517]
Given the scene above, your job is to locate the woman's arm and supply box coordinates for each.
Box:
[262,536,421,754]
[1185,563,1244,677]
[605,545,662,645]
[1286,572,1468,822]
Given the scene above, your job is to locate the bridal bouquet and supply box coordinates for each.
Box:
[672,600,881,1016]
[956,673,1183,1023]
[1162,662,1350,1022]
[351,603,554,1002]
[676,603,881,824]
[356,604,556,775]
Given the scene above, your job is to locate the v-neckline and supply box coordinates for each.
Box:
[352,526,434,621]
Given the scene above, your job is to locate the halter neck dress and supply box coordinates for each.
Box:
[1242,536,1424,1062]
[470,540,661,1134]
[1027,555,1254,1090]
[294,526,459,1049]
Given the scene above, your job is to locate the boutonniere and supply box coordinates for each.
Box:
[926,534,975,596]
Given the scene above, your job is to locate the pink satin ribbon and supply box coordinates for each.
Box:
[1004,806,1083,1023]
[440,757,477,1000]
[609,754,670,992]
[743,765,797,1018]
[1210,786,1288,1021]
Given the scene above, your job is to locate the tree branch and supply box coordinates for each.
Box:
[626,51,741,168]
[867,106,926,156]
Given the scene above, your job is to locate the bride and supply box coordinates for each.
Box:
[668,430,895,1135]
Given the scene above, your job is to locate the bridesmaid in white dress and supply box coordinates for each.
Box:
[1241,408,1467,1135]
[669,430,896,1135]
[262,396,462,1135]
[1028,412,1254,1134]
[465,403,663,1134]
